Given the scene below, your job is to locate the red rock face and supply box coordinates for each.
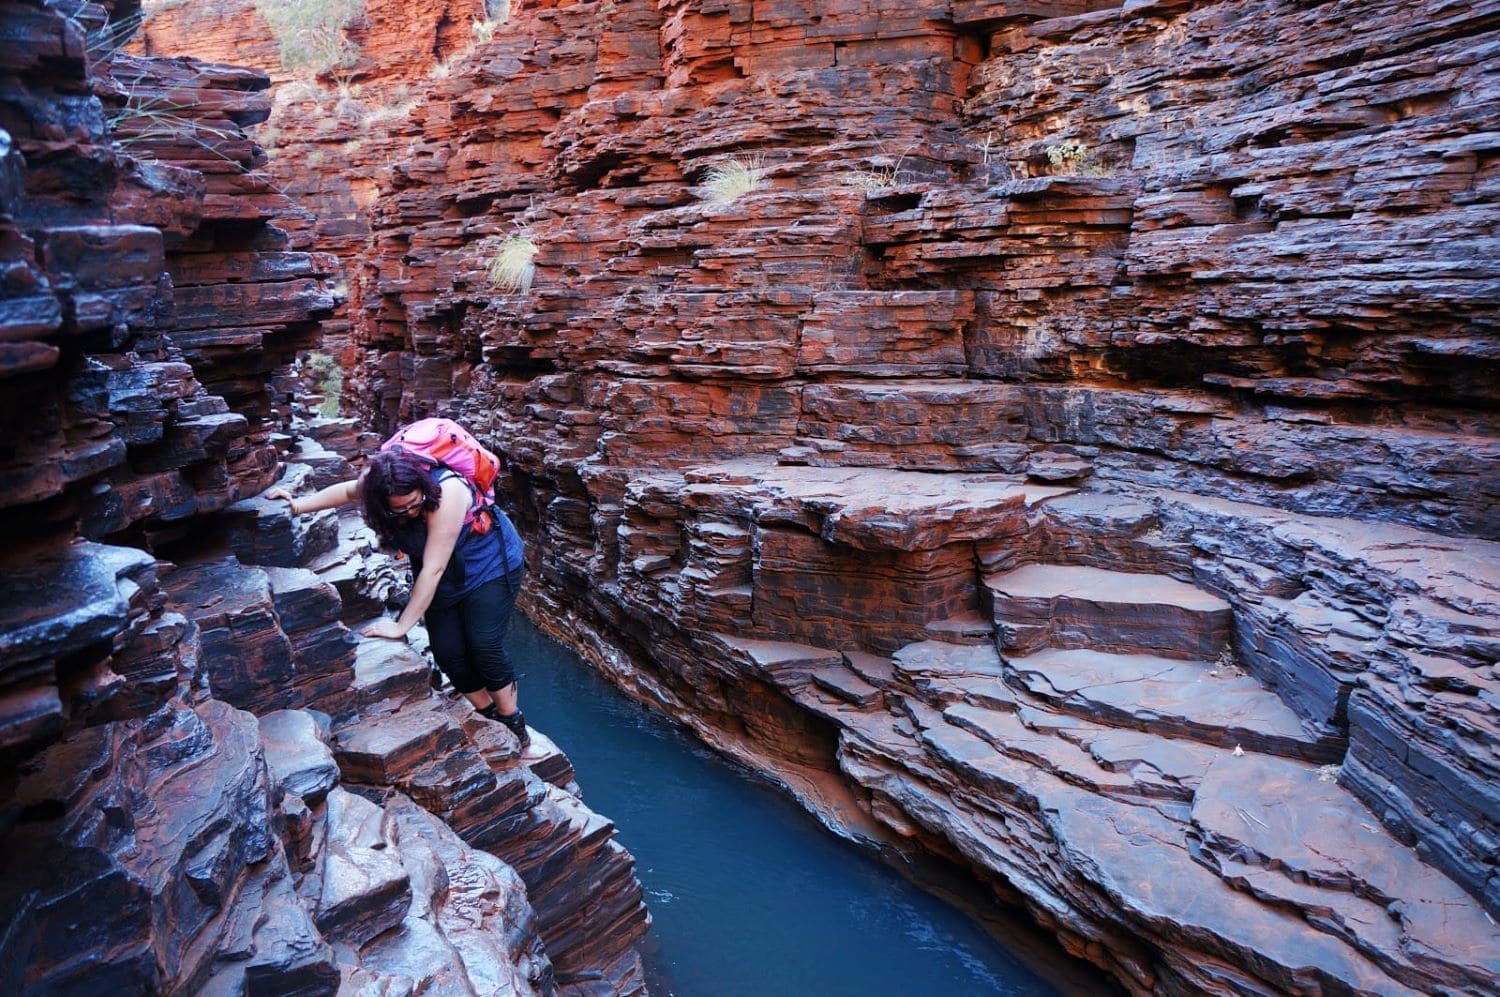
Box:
[1,2,648,992]
[0,0,321,742]
[138,0,1500,992]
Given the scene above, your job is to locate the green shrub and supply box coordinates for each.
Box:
[306,351,342,417]
[1044,140,1110,177]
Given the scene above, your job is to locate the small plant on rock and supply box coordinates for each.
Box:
[698,155,765,205]
[85,7,146,63]
[487,234,538,293]
[107,87,241,165]
[255,122,283,158]
[472,17,502,44]
[362,97,420,129]
[838,150,910,192]
[1044,139,1111,177]
[255,0,364,78]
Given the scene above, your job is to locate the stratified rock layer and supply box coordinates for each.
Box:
[139,0,1500,992]
[1,1,648,992]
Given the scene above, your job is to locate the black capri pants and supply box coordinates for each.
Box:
[424,566,524,694]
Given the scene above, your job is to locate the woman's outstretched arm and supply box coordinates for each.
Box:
[265,478,359,515]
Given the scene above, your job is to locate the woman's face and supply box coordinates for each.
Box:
[388,489,425,519]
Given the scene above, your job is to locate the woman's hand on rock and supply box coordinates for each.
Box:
[265,487,297,513]
[362,619,406,640]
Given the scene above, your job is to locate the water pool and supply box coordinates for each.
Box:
[510,618,1106,996]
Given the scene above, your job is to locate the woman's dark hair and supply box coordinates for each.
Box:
[361,449,440,548]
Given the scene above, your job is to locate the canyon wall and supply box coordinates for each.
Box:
[1,1,647,992]
[137,0,1500,993]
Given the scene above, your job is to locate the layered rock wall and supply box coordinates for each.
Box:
[0,1,647,991]
[137,0,1500,992]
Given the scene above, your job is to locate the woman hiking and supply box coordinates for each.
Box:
[266,424,530,750]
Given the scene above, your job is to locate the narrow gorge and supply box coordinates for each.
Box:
[3,0,1498,993]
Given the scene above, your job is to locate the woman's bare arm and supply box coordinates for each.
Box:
[265,478,359,515]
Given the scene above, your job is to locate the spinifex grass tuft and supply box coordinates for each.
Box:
[487,235,538,293]
[699,156,765,204]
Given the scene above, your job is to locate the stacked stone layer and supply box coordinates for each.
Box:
[137,0,1500,992]
[1,1,649,992]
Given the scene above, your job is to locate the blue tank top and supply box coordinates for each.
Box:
[395,470,524,609]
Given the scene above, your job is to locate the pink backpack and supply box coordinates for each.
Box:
[382,418,501,533]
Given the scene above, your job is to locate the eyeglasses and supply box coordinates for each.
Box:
[388,494,425,517]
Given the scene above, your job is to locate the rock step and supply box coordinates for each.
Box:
[301,788,412,949]
[334,704,470,786]
[942,699,1214,802]
[224,463,340,570]
[351,636,435,712]
[1006,647,1343,762]
[1189,751,1500,992]
[985,562,1232,660]
[258,709,339,806]
[289,437,354,491]
[923,608,993,645]
[892,701,1500,994]
[304,511,401,627]
[165,557,355,719]
[360,796,553,994]
[0,541,160,751]
[197,854,338,997]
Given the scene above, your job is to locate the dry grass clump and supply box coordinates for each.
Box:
[106,87,240,164]
[838,153,909,192]
[254,0,363,77]
[698,155,765,204]
[1045,140,1111,177]
[472,17,502,43]
[85,7,146,62]
[487,234,538,293]
[363,97,419,128]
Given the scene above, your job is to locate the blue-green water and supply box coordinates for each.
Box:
[510,618,1093,997]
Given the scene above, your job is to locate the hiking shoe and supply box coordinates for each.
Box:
[498,709,531,751]
[477,704,530,750]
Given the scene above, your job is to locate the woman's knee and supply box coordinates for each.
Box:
[426,610,482,692]
[473,644,515,691]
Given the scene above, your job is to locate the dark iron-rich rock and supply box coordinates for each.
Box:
[0,1,650,992]
[119,0,1500,991]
